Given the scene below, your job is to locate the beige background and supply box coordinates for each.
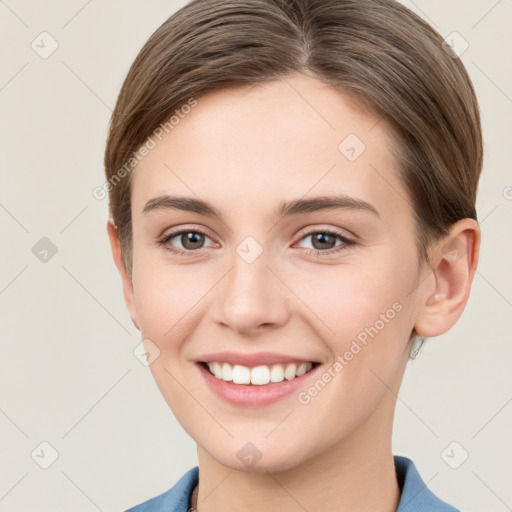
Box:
[0,0,511,510]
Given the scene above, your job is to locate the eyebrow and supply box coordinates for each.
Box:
[141,194,380,219]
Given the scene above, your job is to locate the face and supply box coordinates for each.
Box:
[120,73,433,472]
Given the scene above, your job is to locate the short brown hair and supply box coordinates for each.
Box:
[104,0,482,278]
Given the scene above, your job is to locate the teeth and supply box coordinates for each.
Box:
[251,365,270,385]
[284,363,297,380]
[269,364,284,383]
[232,364,251,384]
[296,362,308,376]
[210,362,223,379]
[205,361,314,385]
[221,362,233,382]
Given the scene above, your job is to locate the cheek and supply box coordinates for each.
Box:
[315,253,417,379]
[304,287,412,439]
[312,258,413,339]
[132,261,192,346]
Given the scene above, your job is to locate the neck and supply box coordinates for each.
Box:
[193,396,401,512]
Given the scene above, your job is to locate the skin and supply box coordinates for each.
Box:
[107,72,480,512]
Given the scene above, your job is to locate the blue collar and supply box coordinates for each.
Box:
[125,455,460,511]
[394,456,459,511]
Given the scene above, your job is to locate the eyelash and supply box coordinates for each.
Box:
[157,227,356,257]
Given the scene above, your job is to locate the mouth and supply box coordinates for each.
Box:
[198,360,321,386]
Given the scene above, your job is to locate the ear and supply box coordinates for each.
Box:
[414,218,481,338]
[106,220,140,331]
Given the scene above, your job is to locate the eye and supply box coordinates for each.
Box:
[157,227,215,256]
[296,228,356,256]
[157,226,356,257]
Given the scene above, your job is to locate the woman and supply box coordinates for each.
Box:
[103,0,482,510]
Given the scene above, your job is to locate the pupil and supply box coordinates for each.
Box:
[313,233,334,250]
[183,232,204,249]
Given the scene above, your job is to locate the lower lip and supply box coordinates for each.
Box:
[196,362,321,407]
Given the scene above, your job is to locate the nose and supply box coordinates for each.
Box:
[212,245,290,335]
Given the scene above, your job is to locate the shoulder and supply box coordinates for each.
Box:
[394,455,461,512]
[123,466,199,512]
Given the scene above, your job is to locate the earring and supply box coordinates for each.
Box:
[410,335,426,359]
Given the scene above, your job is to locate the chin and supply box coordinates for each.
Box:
[206,440,311,474]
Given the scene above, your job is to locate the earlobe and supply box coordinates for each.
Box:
[414,218,481,338]
[106,220,140,331]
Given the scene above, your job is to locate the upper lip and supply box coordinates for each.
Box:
[197,351,319,367]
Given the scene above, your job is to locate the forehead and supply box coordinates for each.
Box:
[131,73,408,222]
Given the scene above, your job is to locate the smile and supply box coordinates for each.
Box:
[201,361,318,385]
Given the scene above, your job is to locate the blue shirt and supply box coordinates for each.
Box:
[124,455,460,511]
